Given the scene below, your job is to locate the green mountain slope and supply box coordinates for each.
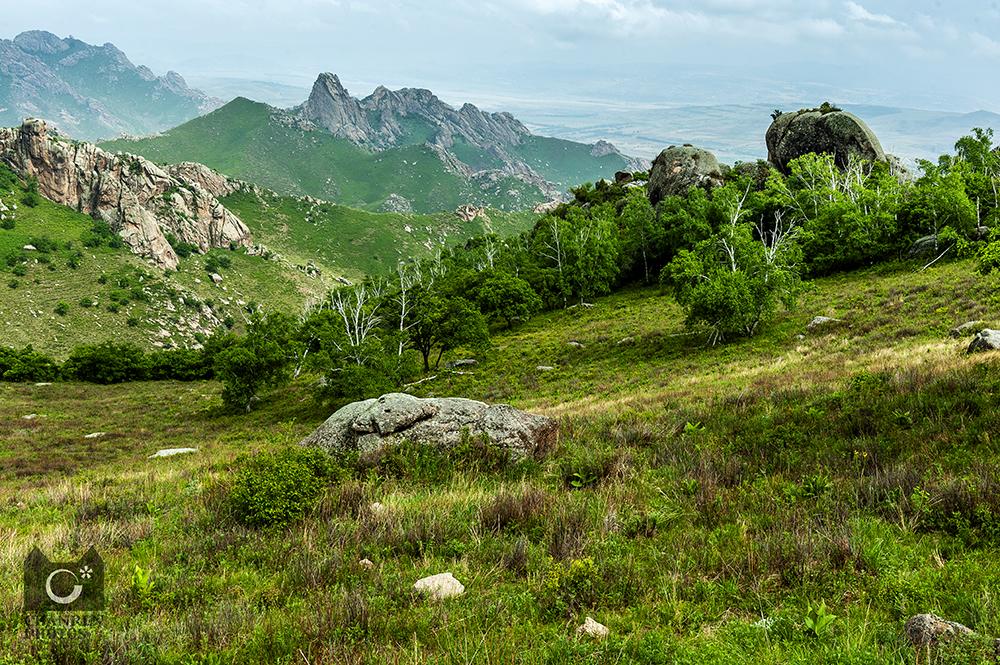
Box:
[510,135,637,191]
[0,165,537,356]
[102,98,547,214]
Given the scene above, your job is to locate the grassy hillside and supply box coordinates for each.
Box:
[0,166,538,356]
[101,99,547,214]
[4,258,1000,662]
[224,189,536,281]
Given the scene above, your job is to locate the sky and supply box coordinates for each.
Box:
[4,0,1000,112]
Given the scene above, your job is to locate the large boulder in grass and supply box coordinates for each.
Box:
[766,106,886,173]
[647,144,725,206]
[299,393,558,459]
[968,329,1000,353]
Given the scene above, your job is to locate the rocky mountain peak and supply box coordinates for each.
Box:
[11,30,69,55]
[1,31,220,141]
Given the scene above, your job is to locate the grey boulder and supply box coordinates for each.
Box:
[300,392,558,459]
[766,106,886,173]
[647,145,725,206]
[968,329,1000,353]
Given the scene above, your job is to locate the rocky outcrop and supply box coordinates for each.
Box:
[766,106,886,173]
[647,145,725,206]
[0,31,219,141]
[165,162,242,199]
[299,392,559,459]
[0,119,251,269]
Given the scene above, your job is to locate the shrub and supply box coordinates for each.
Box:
[539,557,601,618]
[214,313,296,412]
[62,342,148,384]
[53,302,69,316]
[229,448,336,528]
[146,349,213,381]
[0,218,14,230]
[0,346,60,382]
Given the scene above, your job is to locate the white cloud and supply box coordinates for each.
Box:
[845,1,899,25]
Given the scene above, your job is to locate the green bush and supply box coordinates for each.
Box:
[62,342,149,384]
[146,349,213,381]
[0,346,60,382]
[53,302,69,316]
[0,218,14,230]
[229,448,336,527]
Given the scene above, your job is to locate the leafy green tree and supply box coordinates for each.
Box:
[618,190,661,283]
[475,271,543,328]
[900,161,977,247]
[406,287,489,370]
[663,215,802,344]
[214,312,298,412]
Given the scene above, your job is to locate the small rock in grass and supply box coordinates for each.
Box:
[148,448,198,458]
[537,365,555,372]
[359,558,374,570]
[807,316,843,331]
[567,341,585,349]
[34,382,52,387]
[968,329,1000,353]
[413,572,465,600]
[21,414,38,420]
[369,501,387,515]
[616,336,634,345]
[904,614,973,647]
[83,432,106,439]
[577,616,609,639]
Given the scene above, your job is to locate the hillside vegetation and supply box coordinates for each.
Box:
[3,260,1000,663]
[102,99,549,214]
[0,164,536,356]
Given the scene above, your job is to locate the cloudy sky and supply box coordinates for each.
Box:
[6,0,1000,111]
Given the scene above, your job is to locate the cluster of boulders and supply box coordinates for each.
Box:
[644,103,889,208]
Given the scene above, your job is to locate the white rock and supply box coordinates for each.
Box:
[148,448,198,458]
[210,273,223,284]
[537,365,555,371]
[567,341,585,349]
[369,501,387,515]
[21,414,38,420]
[413,572,465,600]
[576,616,609,639]
[34,382,52,386]
[83,432,106,439]
[359,558,375,570]
[22,244,36,251]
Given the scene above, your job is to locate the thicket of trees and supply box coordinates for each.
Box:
[4,129,997,410]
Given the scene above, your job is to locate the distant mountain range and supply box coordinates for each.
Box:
[103,73,646,212]
[0,31,218,140]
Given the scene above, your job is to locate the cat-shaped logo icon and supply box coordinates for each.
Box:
[23,546,105,612]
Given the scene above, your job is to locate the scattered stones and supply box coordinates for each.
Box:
[300,392,559,459]
[576,616,610,640]
[807,316,843,331]
[413,572,465,600]
[148,448,198,458]
[968,329,1000,353]
[951,321,983,338]
[83,432,106,439]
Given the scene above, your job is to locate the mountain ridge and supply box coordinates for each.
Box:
[0,30,219,141]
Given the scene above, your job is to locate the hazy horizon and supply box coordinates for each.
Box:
[6,1,1000,115]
